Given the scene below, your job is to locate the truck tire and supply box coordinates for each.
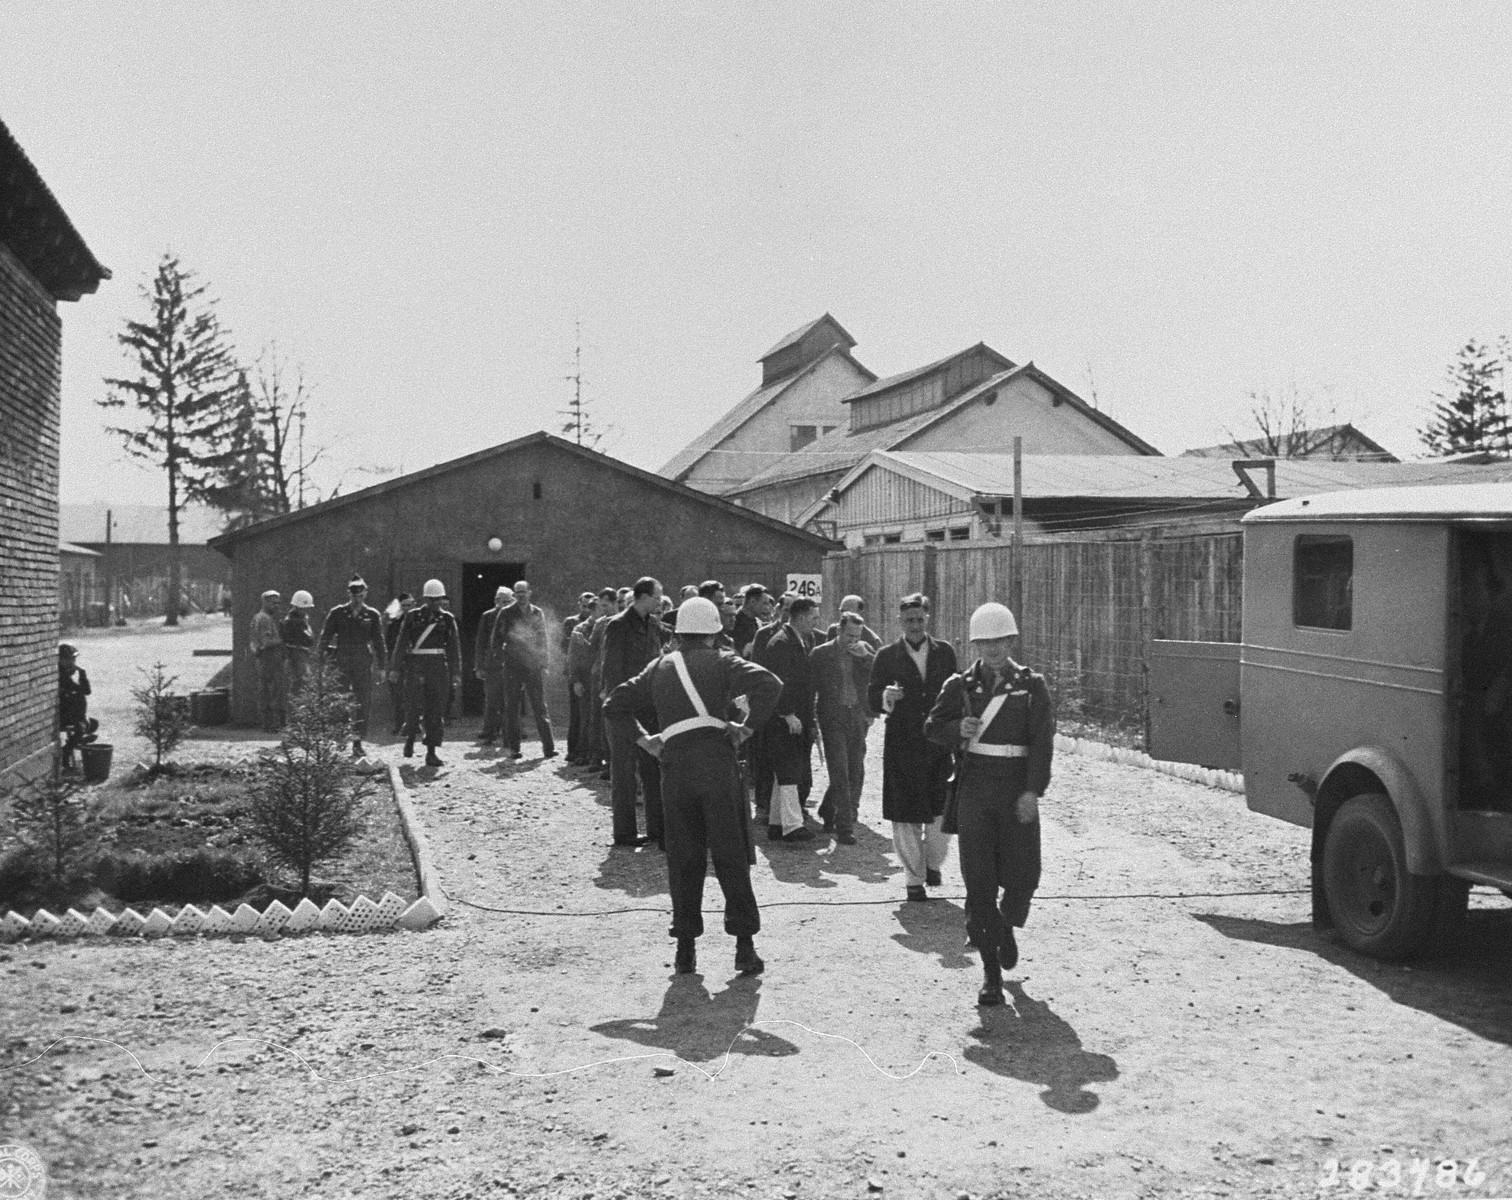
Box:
[1322,792,1438,960]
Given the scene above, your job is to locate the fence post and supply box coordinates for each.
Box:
[1139,532,1154,752]
[922,542,938,607]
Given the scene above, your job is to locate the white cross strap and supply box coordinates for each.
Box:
[661,651,729,742]
[965,691,1008,751]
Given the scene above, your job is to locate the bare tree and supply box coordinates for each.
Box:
[1226,383,1363,460]
[100,254,243,624]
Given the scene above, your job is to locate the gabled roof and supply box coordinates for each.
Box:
[841,342,1015,404]
[0,118,110,301]
[1181,423,1397,461]
[725,362,1160,497]
[658,344,874,483]
[759,313,857,362]
[798,451,1512,524]
[210,431,838,552]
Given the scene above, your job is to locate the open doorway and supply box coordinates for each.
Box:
[460,562,524,715]
[1454,531,1512,812]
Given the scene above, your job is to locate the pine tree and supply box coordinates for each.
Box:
[100,254,244,624]
[1420,338,1511,457]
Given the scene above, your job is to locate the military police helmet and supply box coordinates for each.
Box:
[674,596,723,635]
[422,578,447,599]
[290,590,314,608]
[968,602,1019,640]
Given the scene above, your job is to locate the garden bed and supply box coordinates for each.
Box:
[0,760,419,920]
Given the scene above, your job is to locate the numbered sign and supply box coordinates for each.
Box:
[786,574,823,603]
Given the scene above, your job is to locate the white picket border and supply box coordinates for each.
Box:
[1,760,448,944]
[1055,732,1245,794]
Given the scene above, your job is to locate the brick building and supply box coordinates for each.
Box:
[210,431,837,725]
[0,117,109,784]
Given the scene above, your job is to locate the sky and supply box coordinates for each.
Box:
[4,2,1511,510]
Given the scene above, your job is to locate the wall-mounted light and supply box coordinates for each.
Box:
[487,537,503,553]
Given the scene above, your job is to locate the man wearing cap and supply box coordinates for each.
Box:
[604,596,782,975]
[250,590,285,731]
[389,579,463,767]
[280,590,317,698]
[57,643,97,770]
[493,579,556,760]
[868,593,958,901]
[319,577,387,756]
[474,585,513,746]
[925,602,1055,1007]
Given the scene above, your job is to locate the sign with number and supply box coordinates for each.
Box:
[786,574,823,603]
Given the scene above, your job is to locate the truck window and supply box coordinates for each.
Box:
[1293,535,1353,630]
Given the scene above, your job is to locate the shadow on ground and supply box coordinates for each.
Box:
[964,980,1119,1112]
[594,841,671,899]
[1194,906,1512,1046]
[891,898,972,968]
[590,974,798,1064]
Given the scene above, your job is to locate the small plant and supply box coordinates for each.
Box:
[248,662,367,895]
[5,773,91,883]
[132,661,191,771]
[91,847,263,903]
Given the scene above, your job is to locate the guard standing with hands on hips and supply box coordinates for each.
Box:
[388,579,462,767]
[925,602,1055,1007]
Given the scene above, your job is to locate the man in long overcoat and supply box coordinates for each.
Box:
[867,592,958,900]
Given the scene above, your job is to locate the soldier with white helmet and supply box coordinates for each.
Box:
[603,596,782,976]
[388,578,463,767]
[925,601,1056,1007]
[279,589,317,697]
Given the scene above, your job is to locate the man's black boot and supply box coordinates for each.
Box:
[977,948,1005,1007]
[351,740,364,757]
[999,925,1019,972]
[403,736,415,758]
[674,937,696,974]
[425,748,443,768]
[734,936,764,975]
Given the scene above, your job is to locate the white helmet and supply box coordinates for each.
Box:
[422,578,446,599]
[969,602,1018,640]
[674,596,723,635]
[290,590,314,608]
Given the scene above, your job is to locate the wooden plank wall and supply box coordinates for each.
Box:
[823,532,1244,744]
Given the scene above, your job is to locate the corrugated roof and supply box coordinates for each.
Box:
[0,117,110,301]
[1181,423,1397,461]
[1245,481,1512,523]
[759,313,856,361]
[658,344,872,483]
[840,343,1015,404]
[726,362,1160,496]
[60,503,225,545]
[867,452,1512,502]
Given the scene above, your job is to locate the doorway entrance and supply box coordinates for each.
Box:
[460,562,524,715]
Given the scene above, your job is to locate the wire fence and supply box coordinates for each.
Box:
[823,531,1244,748]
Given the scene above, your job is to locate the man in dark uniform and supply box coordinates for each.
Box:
[925,602,1055,1007]
[318,576,387,756]
[474,585,512,746]
[756,596,819,842]
[388,578,462,767]
[604,597,781,975]
[602,577,666,845]
[494,579,556,760]
[867,592,958,901]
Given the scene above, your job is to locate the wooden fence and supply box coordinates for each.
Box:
[822,531,1243,744]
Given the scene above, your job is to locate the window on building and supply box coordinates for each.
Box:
[864,534,884,547]
[790,425,818,451]
[925,529,947,542]
[949,527,970,541]
[882,533,902,545]
[1293,535,1353,630]
[532,480,542,500]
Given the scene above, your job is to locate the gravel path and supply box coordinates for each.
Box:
[5,644,1512,1198]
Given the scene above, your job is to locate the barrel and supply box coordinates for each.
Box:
[190,689,231,725]
[80,742,114,783]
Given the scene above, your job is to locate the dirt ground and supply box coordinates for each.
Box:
[4,619,1512,1199]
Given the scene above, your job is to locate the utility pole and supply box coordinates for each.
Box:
[296,405,307,509]
[1012,436,1024,620]
[563,319,586,445]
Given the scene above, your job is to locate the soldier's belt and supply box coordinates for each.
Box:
[408,649,447,656]
[660,715,728,741]
[966,743,1028,758]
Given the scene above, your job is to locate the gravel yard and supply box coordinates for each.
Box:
[4,623,1511,1198]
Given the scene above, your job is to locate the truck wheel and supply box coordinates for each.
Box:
[1322,793,1437,960]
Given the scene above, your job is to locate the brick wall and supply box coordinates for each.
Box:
[0,241,62,784]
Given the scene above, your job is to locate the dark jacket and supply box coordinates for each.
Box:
[494,601,550,673]
[823,620,882,650]
[866,635,958,823]
[389,604,462,675]
[604,645,782,763]
[925,658,1056,800]
[755,624,816,735]
[601,606,665,696]
[319,602,386,667]
[279,610,315,651]
[731,608,762,656]
[810,636,877,727]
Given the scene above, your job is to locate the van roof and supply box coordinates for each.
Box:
[1243,480,1512,524]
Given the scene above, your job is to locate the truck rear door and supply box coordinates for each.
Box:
[1147,639,1241,770]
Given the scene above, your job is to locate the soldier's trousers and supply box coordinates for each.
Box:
[661,740,760,939]
[480,668,506,740]
[505,664,554,755]
[332,656,374,738]
[403,658,451,747]
[956,760,1041,948]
